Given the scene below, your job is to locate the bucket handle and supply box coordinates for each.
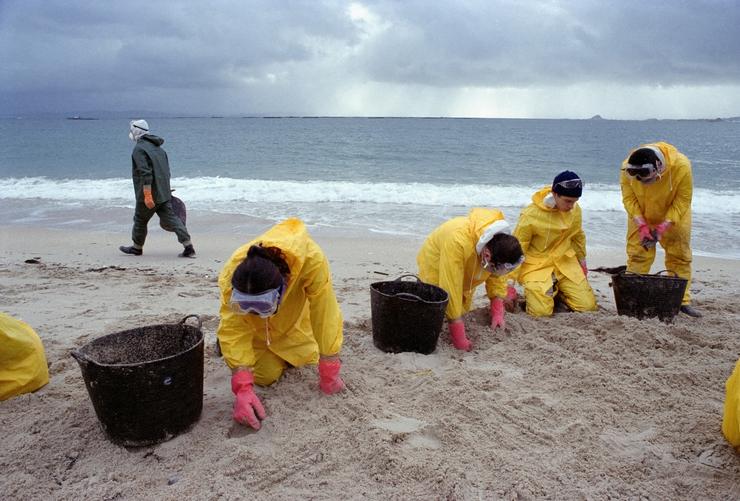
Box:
[393,274,421,282]
[655,270,679,278]
[180,314,202,330]
[393,292,423,302]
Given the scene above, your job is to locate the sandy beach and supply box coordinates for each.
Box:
[2,216,740,500]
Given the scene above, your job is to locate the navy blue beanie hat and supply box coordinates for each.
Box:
[552,170,583,198]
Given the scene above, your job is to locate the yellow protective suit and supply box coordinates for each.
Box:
[216,218,343,386]
[621,142,693,304]
[722,358,740,447]
[417,208,509,321]
[513,187,597,317]
[0,313,49,401]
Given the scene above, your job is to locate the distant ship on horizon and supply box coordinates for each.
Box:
[66,115,98,120]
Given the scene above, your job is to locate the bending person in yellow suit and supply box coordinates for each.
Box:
[217,218,345,430]
[621,142,700,317]
[513,171,597,317]
[0,313,49,401]
[417,208,524,352]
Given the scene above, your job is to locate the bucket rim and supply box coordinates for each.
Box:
[370,275,449,305]
[612,269,688,283]
[73,315,204,368]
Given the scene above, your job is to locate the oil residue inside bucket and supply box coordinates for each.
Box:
[71,315,204,447]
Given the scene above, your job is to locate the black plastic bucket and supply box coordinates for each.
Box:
[370,275,449,354]
[610,270,687,322]
[71,315,204,447]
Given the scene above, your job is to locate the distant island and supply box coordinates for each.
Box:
[2,112,738,121]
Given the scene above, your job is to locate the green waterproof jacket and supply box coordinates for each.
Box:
[131,134,172,205]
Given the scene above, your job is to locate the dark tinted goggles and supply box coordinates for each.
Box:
[625,164,655,179]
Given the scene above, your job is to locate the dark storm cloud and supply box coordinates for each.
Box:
[1,0,739,114]
[356,0,740,87]
[0,0,359,112]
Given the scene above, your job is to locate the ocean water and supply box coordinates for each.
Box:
[0,117,738,258]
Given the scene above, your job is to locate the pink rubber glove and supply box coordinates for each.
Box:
[490,297,505,329]
[318,358,345,395]
[504,284,518,312]
[637,222,653,242]
[580,259,588,277]
[231,370,266,430]
[654,221,672,239]
[448,320,471,351]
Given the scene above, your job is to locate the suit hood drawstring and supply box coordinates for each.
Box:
[264,318,271,346]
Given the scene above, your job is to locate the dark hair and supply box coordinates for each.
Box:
[231,244,290,293]
[628,148,659,167]
[486,233,523,265]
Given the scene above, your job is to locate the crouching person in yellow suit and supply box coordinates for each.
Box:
[417,208,524,352]
[217,218,345,430]
[513,171,597,317]
[0,313,49,401]
[722,359,740,447]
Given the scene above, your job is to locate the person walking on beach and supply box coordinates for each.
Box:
[119,119,195,258]
[621,142,700,317]
[512,171,597,317]
[217,218,345,430]
[417,208,524,351]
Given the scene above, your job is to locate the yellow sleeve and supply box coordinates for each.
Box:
[216,286,258,369]
[513,211,532,255]
[438,236,466,320]
[665,157,693,224]
[620,165,643,220]
[215,248,259,369]
[302,242,343,356]
[510,211,533,284]
[485,274,507,300]
[572,207,587,261]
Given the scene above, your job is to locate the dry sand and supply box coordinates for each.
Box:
[2,221,740,500]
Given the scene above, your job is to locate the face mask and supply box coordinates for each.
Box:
[229,282,284,318]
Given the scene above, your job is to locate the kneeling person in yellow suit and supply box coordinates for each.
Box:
[621,142,700,317]
[0,313,49,401]
[513,171,597,317]
[217,218,345,430]
[417,208,524,352]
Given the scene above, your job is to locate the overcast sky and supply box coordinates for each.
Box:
[2,0,740,119]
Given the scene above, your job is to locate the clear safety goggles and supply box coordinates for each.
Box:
[554,178,583,189]
[484,255,525,276]
[229,283,284,317]
[624,163,656,181]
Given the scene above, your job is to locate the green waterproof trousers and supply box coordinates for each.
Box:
[131,200,191,248]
